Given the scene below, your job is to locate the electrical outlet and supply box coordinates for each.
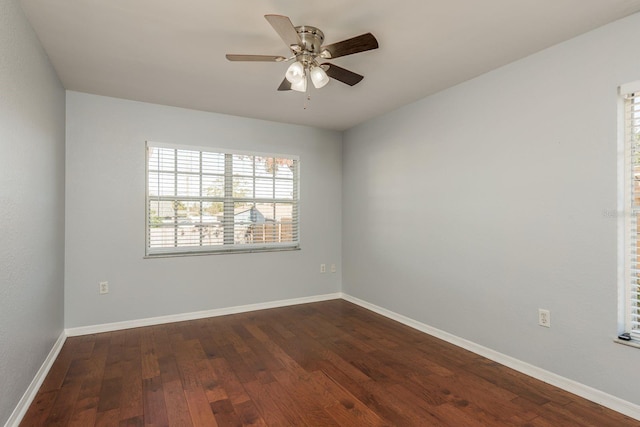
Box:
[538,309,550,327]
[99,281,109,295]
[330,264,336,273]
[320,264,326,273]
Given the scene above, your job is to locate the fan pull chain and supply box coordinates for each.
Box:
[303,84,311,109]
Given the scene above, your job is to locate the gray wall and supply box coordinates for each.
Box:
[65,92,342,328]
[0,0,65,424]
[343,13,640,405]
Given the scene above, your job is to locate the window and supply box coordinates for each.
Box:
[621,81,640,342]
[146,142,299,256]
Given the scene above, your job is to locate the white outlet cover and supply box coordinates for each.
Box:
[538,309,550,327]
[99,281,109,294]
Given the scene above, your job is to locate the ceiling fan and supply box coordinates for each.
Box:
[226,14,379,92]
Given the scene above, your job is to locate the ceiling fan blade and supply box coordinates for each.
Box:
[277,78,292,91]
[226,54,286,62]
[321,33,378,59]
[323,63,364,86]
[265,14,302,50]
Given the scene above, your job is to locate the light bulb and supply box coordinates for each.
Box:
[285,62,305,84]
[291,76,307,92]
[310,66,329,89]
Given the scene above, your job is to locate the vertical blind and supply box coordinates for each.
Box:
[625,88,640,337]
[146,142,299,255]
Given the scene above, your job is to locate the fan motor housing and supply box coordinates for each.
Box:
[295,26,324,54]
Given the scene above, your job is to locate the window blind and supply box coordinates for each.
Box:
[624,89,640,338]
[146,143,299,255]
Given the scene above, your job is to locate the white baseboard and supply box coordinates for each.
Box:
[341,293,640,422]
[13,293,640,425]
[65,292,342,336]
[4,331,67,427]
[7,293,341,426]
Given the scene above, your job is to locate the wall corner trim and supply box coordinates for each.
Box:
[4,332,67,427]
[341,293,640,422]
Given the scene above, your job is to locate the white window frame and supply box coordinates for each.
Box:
[145,141,300,256]
[619,80,640,343]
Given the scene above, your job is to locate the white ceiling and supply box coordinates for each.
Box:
[19,0,640,131]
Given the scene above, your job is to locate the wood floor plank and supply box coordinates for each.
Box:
[232,399,268,426]
[194,358,228,404]
[140,330,160,380]
[142,376,168,426]
[118,416,144,427]
[431,402,490,427]
[210,398,243,426]
[42,358,91,426]
[211,323,266,385]
[67,404,97,427]
[310,369,388,426]
[243,380,301,426]
[207,357,252,406]
[422,365,539,423]
[118,358,144,421]
[526,415,562,427]
[183,386,219,427]
[66,333,111,426]
[566,398,640,426]
[369,382,450,426]
[162,379,193,426]
[314,359,414,425]
[19,390,57,427]
[268,369,341,426]
[96,377,122,414]
[237,327,286,384]
[94,408,120,427]
[20,300,640,426]
[36,337,82,393]
[171,338,219,425]
[539,401,629,427]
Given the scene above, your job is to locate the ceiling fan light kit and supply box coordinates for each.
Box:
[226,14,379,93]
[310,66,329,89]
[291,75,307,93]
[285,61,305,84]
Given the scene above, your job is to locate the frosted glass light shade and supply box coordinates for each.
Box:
[291,76,307,92]
[285,61,305,84]
[310,66,329,89]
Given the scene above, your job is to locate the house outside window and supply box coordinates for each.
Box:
[146,142,299,256]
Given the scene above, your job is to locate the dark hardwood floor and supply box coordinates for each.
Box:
[20,299,640,426]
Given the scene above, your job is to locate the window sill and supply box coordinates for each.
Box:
[614,338,640,349]
[145,246,300,258]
